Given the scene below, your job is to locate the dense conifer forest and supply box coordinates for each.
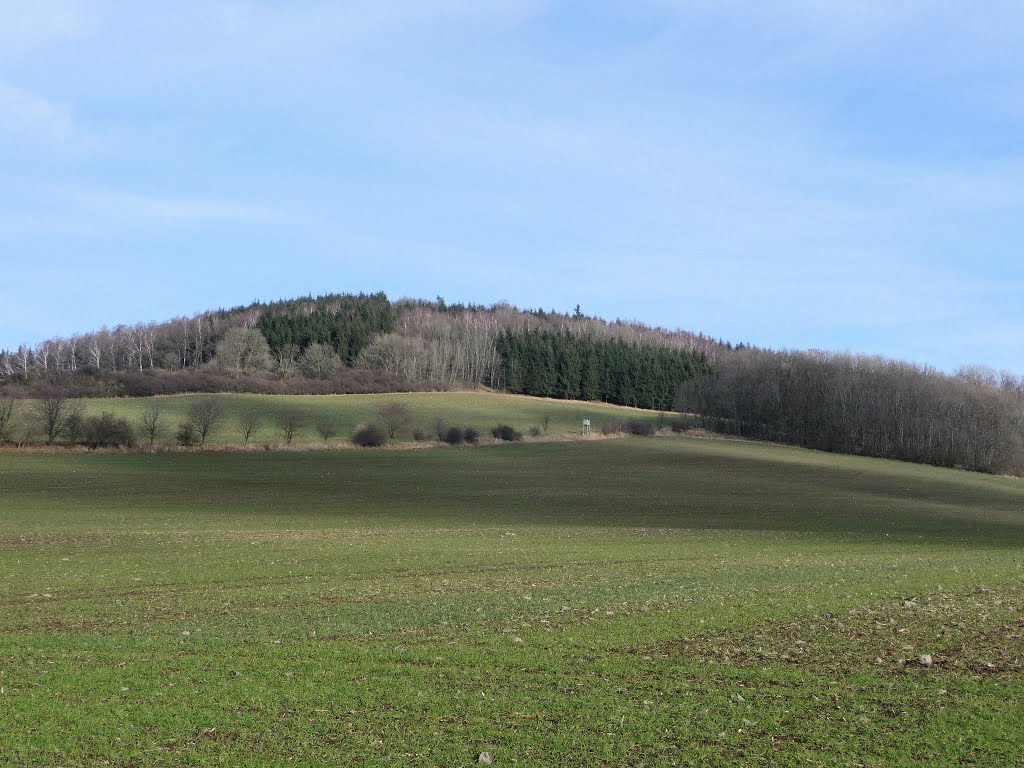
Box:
[497,330,709,411]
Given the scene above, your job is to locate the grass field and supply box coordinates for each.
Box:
[1,436,1023,766]
[73,391,664,446]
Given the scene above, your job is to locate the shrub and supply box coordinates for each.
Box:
[64,410,85,443]
[81,412,136,448]
[626,419,656,436]
[352,423,388,447]
[412,428,429,441]
[443,426,465,445]
[600,421,622,436]
[491,424,522,442]
[528,425,542,437]
[463,427,479,444]
[176,422,198,447]
[670,417,689,433]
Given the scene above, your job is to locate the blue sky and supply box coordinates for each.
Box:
[2,1,1022,373]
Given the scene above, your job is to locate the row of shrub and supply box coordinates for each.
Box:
[599,417,691,436]
[53,414,672,450]
[353,422,525,448]
[0,367,446,400]
[2,390,676,449]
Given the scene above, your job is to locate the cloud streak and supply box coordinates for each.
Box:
[0,82,74,146]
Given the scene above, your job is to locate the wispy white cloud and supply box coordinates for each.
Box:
[0,183,282,238]
[0,82,74,146]
[77,189,276,224]
[0,0,93,58]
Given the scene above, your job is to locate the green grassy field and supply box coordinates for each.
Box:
[1,436,1022,766]
[74,391,664,445]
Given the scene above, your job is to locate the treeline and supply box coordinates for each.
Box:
[0,292,395,382]
[676,349,1024,475]
[497,330,710,411]
[356,302,724,390]
[1,293,725,398]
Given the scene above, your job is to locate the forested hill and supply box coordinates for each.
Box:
[0,293,723,410]
[2,292,1022,475]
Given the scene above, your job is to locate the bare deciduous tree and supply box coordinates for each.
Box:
[315,419,338,441]
[276,409,304,444]
[238,409,263,444]
[299,343,341,379]
[215,328,272,377]
[0,395,17,442]
[186,397,225,446]
[377,402,411,440]
[31,388,82,444]
[275,343,301,376]
[139,404,165,446]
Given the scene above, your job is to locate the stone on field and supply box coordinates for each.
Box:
[478,752,494,764]
[918,654,933,667]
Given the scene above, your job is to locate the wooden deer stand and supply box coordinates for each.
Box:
[582,418,591,436]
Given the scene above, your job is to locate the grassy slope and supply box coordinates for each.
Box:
[1,437,1022,766]
[75,391,664,445]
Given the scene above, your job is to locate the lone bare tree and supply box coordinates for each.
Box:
[238,409,263,444]
[31,388,82,444]
[315,418,338,441]
[377,402,411,440]
[276,409,304,444]
[186,397,225,446]
[139,404,165,446]
[0,395,17,442]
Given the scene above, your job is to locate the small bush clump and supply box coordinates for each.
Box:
[443,426,465,445]
[412,428,429,441]
[463,427,479,444]
[176,422,198,447]
[433,419,448,441]
[528,425,542,437]
[626,419,657,436]
[81,413,136,448]
[491,425,523,442]
[351,423,389,447]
